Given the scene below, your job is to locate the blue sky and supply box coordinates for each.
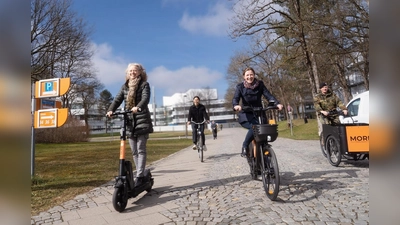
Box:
[71,0,248,106]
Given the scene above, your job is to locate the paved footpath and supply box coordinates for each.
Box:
[32,128,369,225]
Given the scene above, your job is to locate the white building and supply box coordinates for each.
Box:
[70,88,237,133]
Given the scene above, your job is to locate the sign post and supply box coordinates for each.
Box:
[32,77,71,177]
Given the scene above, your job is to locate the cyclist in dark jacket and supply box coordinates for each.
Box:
[232,67,283,157]
[187,96,210,151]
[107,63,153,187]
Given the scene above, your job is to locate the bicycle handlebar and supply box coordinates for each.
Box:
[322,109,344,117]
[190,119,207,125]
[240,105,279,113]
[107,110,133,117]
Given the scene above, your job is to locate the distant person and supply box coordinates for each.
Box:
[211,120,218,139]
[106,63,153,187]
[287,103,293,128]
[187,96,210,151]
[220,124,223,130]
[232,67,283,157]
[304,115,308,124]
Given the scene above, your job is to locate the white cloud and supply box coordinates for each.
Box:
[90,42,128,86]
[148,66,223,95]
[179,2,234,37]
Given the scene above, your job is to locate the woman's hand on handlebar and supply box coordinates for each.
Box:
[234,105,242,111]
[106,111,113,117]
[131,106,141,113]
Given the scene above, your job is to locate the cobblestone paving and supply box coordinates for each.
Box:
[32,128,369,225]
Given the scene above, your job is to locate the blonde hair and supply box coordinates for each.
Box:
[125,63,148,82]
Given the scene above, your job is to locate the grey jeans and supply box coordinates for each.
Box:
[128,134,149,178]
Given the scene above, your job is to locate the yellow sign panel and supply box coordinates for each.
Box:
[346,125,369,153]
[35,77,70,98]
[34,108,68,129]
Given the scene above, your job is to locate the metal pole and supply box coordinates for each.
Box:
[184,95,188,138]
[31,83,36,177]
[153,86,156,126]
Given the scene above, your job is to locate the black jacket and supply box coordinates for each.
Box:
[232,80,280,124]
[108,80,153,136]
[187,103,209,123]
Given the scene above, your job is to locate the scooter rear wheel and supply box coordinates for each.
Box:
[112,187,127,212]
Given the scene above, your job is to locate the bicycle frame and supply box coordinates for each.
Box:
[242,104,280,200]
[191,119,207,162]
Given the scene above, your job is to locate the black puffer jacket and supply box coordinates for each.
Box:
[187,103,209,123]
[232,80,280,124]
[108,80,153,136]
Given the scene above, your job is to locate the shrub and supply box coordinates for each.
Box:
[35,117,89,143]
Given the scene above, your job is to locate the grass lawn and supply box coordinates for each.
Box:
[31,119,318,215]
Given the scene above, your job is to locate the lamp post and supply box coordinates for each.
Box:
[183,94,187,138]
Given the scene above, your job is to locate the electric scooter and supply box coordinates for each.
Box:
[109,110,154,212]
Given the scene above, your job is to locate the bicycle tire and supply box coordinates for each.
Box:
[261,145,280,200]
[326,135,342,166]
[248,142,257,180]
[320,133,328,158]
[198,131,203,162]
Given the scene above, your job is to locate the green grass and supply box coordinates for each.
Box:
[277,118,319,140]
[31,121,317,216]
[91,130,211,138]
[31,138,192,216]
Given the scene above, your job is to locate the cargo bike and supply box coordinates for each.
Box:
[320,112,369,166]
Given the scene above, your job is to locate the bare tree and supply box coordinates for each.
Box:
[70,78,104,129]
[98,89,113,132]
[31,0,93,82]
[229,0,369,101]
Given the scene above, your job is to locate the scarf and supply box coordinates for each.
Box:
[126,75,141,109]
[243,79,260,90]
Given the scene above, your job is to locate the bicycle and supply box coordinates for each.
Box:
[190,119,207,162]
[319,109,344,158]
[108,110,154,212]
[319,110,369,166]
[241,103,280,200]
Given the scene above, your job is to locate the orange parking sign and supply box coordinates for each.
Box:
[35,77,70,98]
[34,108,68,129]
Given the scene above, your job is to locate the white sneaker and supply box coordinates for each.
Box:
[192,145,197,150]
[203,145,207,151]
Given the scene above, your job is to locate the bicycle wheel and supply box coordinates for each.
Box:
[261,145,280,200]
[320,133,327,158]
[247,142,257,180]
[326,135,342,166]
[197,132,203,162]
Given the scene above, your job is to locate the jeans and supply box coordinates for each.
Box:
[128,134,149,178]
[240,117,259,149]
[191,123,205,145]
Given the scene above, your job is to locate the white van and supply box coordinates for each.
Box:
[341,91,369,124]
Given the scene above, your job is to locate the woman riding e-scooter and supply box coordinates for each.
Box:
[106,62,153,187]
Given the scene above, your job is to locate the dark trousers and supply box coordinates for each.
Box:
[240,117,259,148]
[191,123,205,145]
[212,128,217,138]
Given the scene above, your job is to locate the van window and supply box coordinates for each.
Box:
[347,98,360,117]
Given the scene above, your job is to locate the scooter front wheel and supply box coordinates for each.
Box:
[112,187,127,212]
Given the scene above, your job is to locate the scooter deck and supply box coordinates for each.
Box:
[129,178,154,198]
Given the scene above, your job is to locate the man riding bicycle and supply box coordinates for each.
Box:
[314,82,348,135]
[187,96,210,151]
